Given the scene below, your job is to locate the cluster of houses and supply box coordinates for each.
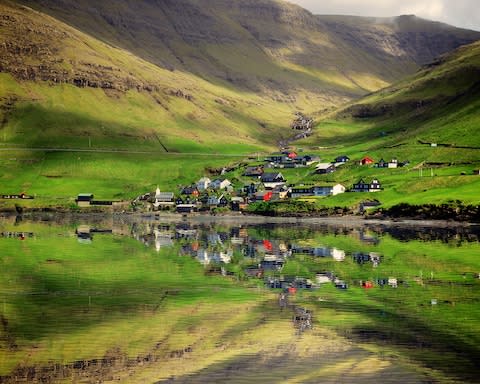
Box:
[76,150,413,212]
[126,150,391,213]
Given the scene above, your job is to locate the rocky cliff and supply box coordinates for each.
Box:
[13,0,480,101]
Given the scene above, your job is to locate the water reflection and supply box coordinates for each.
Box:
[1,217,479,383]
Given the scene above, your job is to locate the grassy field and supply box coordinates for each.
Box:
[0,150,250,208]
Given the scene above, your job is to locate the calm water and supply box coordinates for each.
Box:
[0,216,479,383]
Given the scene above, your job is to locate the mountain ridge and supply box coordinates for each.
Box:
[13,0,480,101]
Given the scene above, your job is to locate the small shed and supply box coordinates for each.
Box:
[315,163,336,174]
[76,193,94,207]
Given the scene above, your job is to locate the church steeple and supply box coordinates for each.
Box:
[155,185,161,200]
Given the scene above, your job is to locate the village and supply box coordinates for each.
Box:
[75,149,408,214]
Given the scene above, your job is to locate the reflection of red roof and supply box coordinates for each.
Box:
[263,240,273,251]
[363,281,374,289]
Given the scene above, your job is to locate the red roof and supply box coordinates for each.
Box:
[361,156,374,164]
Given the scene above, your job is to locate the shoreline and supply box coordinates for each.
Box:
[2,210,478,228]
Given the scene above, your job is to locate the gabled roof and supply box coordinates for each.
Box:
[261,172,284,182]
[361,156,374,162]
[315,163,335,170]
[77,193,93,198]
[156,192,174,201]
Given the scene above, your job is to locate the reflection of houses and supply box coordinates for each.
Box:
[266,276,313,290]
[292,246,345,261]
[352,252,382,267]
[316,272,335,284]
[175,226,197,238]
[357,229,380,244]
[196,248,233,265]
[260,256,284,271]
[351,179,382,192]
[76,225,92,243]
[153,228,174,252]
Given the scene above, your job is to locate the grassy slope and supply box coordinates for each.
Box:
[0,1,302,152]
[0,2,479,207]
[288,41,480,208]
[16,0,480,101]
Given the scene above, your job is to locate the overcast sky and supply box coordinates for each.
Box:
[287,0,480,31]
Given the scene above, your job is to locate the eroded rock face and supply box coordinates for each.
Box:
[13,0,480,99]
[0,4,158,92]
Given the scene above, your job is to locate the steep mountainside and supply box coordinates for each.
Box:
[0,0,303,152]
[325,40,480,148]
[14,0,480,102]
[0,0,479,155]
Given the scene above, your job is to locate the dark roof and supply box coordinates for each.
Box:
[77,193,93,201]
[181,186,199,195]
[261,173,284,182]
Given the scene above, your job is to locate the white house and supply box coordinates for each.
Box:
[331,248,346,261]
[315,184,345,196]
[260,172,286,190]
[153,186,175,209]
[210,178,232,191]
[388,159,398,169]
[196,177,211,191]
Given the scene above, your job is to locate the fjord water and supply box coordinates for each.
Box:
[0,217,479,383]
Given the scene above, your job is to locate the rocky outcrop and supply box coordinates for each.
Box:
[14,0,480,100]
[0,4,158,92]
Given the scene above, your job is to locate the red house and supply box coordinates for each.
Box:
[360,156,374,165]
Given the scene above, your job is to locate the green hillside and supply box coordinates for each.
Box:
[290,41,480,210]
[14,0,480,101]
[2,1,336,154]
[307,40,480,149]
[0,0,479,209]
